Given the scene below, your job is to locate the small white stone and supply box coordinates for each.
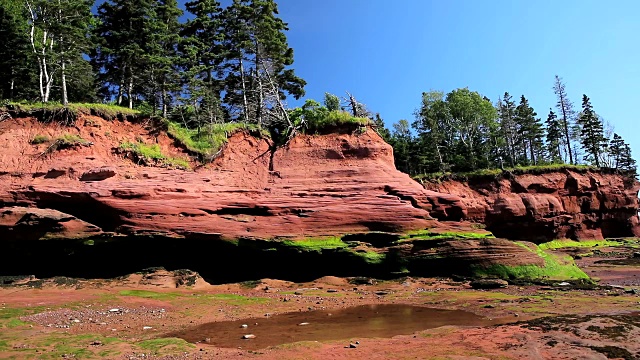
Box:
[242,334,256,339]
[143,326,153,330]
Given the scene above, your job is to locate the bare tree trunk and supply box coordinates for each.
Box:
[239,56,249,123]
[128,76,133,109]
[162,81,168,118]
[61,59,68,105]
[559,95,574,165]
[254,42,263,126]
[58,1,68,106]
[261,58,291,128]
[117,66,126,105]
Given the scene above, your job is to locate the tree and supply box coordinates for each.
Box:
[220,0,306,125]
[610,134,637,173]
[145,0,183,116]
[553,75,576,164]
[93,0,155,108]
[181,0,225,123]
[496,92,517,167]
[515,95,544,165]
[545,109,563,163]
[413,90,448,172]
[323,92,340,111]
[577,95,607,166]
[0,0,37,100]
[371,113,391,143]
[389,119,414,174]
[445,88,498,170]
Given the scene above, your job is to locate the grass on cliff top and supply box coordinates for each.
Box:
[302,110,370,134]
[472,242,589,281]
[1,101,140,123]
[166,121,268,160]
[539,239,625,250]
[119,141,190,169]
[415,164,597,182]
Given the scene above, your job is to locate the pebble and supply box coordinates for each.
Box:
[109,309,120,313]
[298,322,310,326]
[240,324,248,328]
[327,289,338,293]
[348,343,358,348]
[242,334,256,339]
[143,326,153,330]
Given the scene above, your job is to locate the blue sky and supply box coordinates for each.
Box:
[269,0,640,159]
[98,0,640,158]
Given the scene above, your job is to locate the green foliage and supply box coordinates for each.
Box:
[323,92,341,111]
[539,239,624,250]
[281,237,349,252]
[1,102,140,123]
[472,242,589,280]
[119,141,190,169]
[290,99,370,134]
[57,134,90,147]
[30,134,50,144]
[415,164,596,182]
[609,133,636,174]
[578,95,607,167]
[398,229,493,242]
[137,338,195,355]
[353,251,386,264]
[166,120,266,160]
[119,290,180,301]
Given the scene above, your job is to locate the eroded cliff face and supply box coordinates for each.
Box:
[422,171,640,241]
[0,116,636,282]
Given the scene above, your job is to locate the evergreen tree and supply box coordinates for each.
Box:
[497,92,517,167]
[0,0,37,100]
[181,0,225,123]
[545,109,563,163]
[144,0,183,116]
[515,95,544,165]
[553,75,577,164]
[221,0,306,125]
[413,90,448,172]
[389,119,414,174]
[323,92,340,111]
[371,113,391,143]
[609,134,636,173]
[93,0,155,108]
[578,95,606,166]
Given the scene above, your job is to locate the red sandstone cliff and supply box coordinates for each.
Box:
[0,115,638,243]
[421,171,640,241]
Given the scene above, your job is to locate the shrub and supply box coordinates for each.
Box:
[166,121,266,160]
[30,135,50,145]
[290,99,370,134]
[57,134,90,147]
[119,141,190,169]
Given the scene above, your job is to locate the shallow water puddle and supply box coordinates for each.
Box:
[168,304,502,350]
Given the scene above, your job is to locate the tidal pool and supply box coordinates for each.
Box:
[168,304,503,350]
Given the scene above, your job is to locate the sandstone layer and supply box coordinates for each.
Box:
[0,115,637,281]
[422,171,640,241]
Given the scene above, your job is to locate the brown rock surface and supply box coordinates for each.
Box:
[0,117,450,241]
[422,171,640,241]
[1,116,637,244]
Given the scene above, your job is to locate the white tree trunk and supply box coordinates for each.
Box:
[239,56,249,123]
[128,77,133,109]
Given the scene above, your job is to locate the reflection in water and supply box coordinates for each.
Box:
[167,304,504,350]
